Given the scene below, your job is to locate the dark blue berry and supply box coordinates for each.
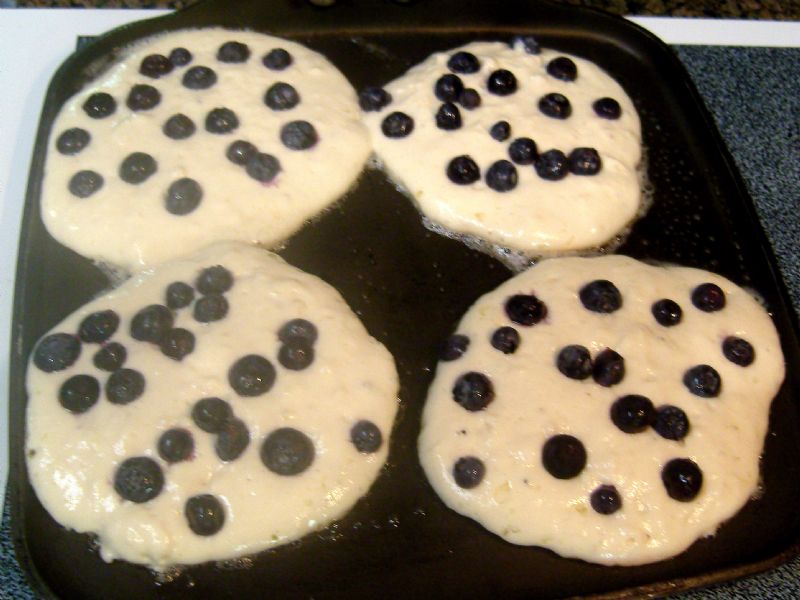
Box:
[692,283,726,312]
[610,394,654,433]
[169,47,192,67]
[166,282,194,309]
[59,374,99,414]
[592,349,625,387]
[593,97,621,119]
[69,170,103,198]
[264,82,300,110]
[165,178,203,215]
[280,120,318,150]
[82,92,116,119]
[653,405,690,441]
[453,456,485,489]
[490,120,510,141]
[196,265,233,295]
[683,365,721,397]
[246,152,281,182]
[193,294,228,322]
[358,86,392,111]
[723,336,755,366]
[350,420,382,453]
[591,485,621,514]
[217,41,250,63]
[579,280,622,313]
[119,152,157,184]
[139,54,173,78]
[556,345,592,380]
[568,147,602,175]
[261,428,314,475]
[262,48,292,70]
[126,84,161,111]
[226,140,257,165]
[229,354,276,397]
[458,88,481,109]
[446,155,480,184]
[131,304,173,343]
[515,35,540,54]
[546,56,578,82]
[185,494,225,536]
[56,128,90,155]
[163,114,195,140]
[205,108,239,134]
[278,342,314,370]
[106,368,145,405]
[78,310,119,343]
[216,417,250,461]
[542,434,586,479]
[114,456,163,503]
[158,428,194,463]
[191,397,232,433]
[93,342,126,372]
[505,294,547,326]
[508,137,538,165]
[448,51,481,74]
[34,333,80,372]
[535,149,568,180]
[652,299,682,327]
[538,93,571,119]
[183,66,217,90]
[440,334,469,361]
[485,160,518,192]
[436,102,462,130]
[278,319,318,345]
[490,326,519,354]
[452,371,494,412]
[662,458,702,501]
[381,112,414,138]
[160,328,195,361]
[434,74,464,102]
[487,69,517,96]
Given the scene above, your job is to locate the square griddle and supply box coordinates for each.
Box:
[9,0,800,598]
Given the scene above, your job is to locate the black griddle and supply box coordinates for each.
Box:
[9,1,800,598]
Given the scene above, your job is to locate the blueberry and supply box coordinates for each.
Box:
[160,328,195,361]
[662,458,702,501]
[723,336,755,366]
[453,456,485,489]
[579,279,622,313]
[381,112,414,138]
[446,155,480,185]
[556,345,592,380]
[78,310,119,343]
[534,149,568,180]
[590,485,621,515]
[193,294,228,322]
[568,147,602,175]
[359,86,392,112]
[487,69,517,96]
[114,457,163,503]
[59,374,100,414]
[278,342,314,370]
[262,48,292,70]
[350,420,382,453]
[246,152,281,182]
[440,334,469,361]
[515,35,540,54]
[119,152,157,184]
[56,128,90,155]
[169,47,192,67]
[508,137,538,165]
[546,56,578,82]
[436,102,462,130]
[166,282,194,309]
[228,354,276,397]
[652,299,682,327]
[592,349,625,387]
[610,394,654,433]
[196,265,233,295]
[683,365,721,397]
[447,51,480,74]
[264,82,300,110]
[216,417,250,461]
[93,342,126,372]
[126,84,161,111]
[106,368,145,405]
[191,397,233,433]
[162,114,196,140]
[538,93,572,119]
[217,41,250,63]
[490,121,511,142]
[653,405,690,441]
[505,294,547,326]
[593,97,621,119]
[452,371,494,411]
[226,140,257,165]
[490,326,520,354]
[82,92,116,119]
[485,160,518,192]
[182,66,217,90]
[458,88,481,109]
[261,427,314,475]
[434,74,464,102]
[280,120,318,150]
[692,283,726,312]
[68,170,104,198]
[139,54,173,78]
[130,304,173,343]
[158,428,194,463]
[205,108,239,134]
[165,178,203,215]
[185,494,225,536]
[278,319,318,345]
[542,434,586,479]
[33,333,81,372]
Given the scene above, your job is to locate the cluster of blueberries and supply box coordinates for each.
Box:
[438,277,756,514]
